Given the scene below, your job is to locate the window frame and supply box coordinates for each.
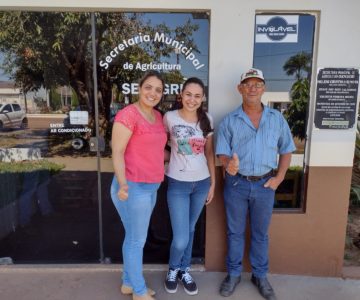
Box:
[253,11,320,213]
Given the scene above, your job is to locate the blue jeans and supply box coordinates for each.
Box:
[223,172,275,278]
[111,177,160,296]
[167,176,210,270]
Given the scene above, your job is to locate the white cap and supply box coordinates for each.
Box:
[240,68,265,83]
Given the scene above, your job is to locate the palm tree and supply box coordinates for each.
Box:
[283,51,311,80]
[284,78,309,140]
[283,51,312,140]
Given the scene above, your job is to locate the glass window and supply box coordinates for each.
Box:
[253,13,316,209]
[99,12,210,118]
[98,11,210,263]
[0,10,210,264]
[13,104,21,111]
[2,104,12,112]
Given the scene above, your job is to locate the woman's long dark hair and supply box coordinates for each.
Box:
[181,77,213,137]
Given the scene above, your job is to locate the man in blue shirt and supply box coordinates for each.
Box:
[216,68,296,300]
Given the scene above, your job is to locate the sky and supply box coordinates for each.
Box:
[133,12,210,84]
[253,14,316,92]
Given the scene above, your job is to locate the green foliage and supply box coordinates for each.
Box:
[350,123,360,205]
[283,51,312,80]
[284,78,309,141]
[0,12,201,136]
[288,165,303,172]
[345,235,354,249]
[0,160,64,208]
[0,160,64,174]
[283,51,312,141]
[71,88,79,109]
[350,186,360,205]
[49,88,62,111]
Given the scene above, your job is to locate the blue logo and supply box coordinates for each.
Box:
[256,16,297,41]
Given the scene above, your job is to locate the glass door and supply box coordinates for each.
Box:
[97,11,211,264]
[0,11,102,263]
[0,10,210,264]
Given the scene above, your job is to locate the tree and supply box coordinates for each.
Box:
[283,51,311,81]
[0,11,200,136]
[284,78,309,140]
[350,122,360,205]
[283,52,312,140]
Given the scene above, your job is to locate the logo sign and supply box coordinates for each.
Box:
[256,15,298,43]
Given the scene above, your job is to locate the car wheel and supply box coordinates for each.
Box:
[71,138,85,150]
[20,118,28,129]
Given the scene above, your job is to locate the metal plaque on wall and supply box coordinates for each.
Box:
[314,68,359,129]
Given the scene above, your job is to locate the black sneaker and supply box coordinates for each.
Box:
[164,268,179,293]
[178,269,198,295]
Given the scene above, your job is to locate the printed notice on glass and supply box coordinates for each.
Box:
[314,68,359,129]
[69,111,89,125]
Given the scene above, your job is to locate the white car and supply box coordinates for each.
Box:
[0,103,28,130]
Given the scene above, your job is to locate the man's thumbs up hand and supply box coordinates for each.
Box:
[226,153,239,176]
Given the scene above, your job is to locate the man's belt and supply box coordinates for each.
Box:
[238,169,275,182]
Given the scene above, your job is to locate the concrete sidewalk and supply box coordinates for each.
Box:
[0,265,360,300]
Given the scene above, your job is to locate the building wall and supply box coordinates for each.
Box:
[206,167,352,276]
[1,0,360,276]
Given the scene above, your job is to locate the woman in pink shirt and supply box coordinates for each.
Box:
[110,71,167,300]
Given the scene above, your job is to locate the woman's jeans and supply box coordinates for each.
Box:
[111,177,160,296]
[223,172,275,279]
[167,176,210,271]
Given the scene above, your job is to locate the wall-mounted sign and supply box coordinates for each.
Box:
[69,111,89,125]
[314,68,359,129]
[255,15,298,43]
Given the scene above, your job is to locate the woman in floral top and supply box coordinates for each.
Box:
[163,77,215,295]
[111,71,167,300]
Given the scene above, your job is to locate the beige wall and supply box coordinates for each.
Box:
[206,166,352,276]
